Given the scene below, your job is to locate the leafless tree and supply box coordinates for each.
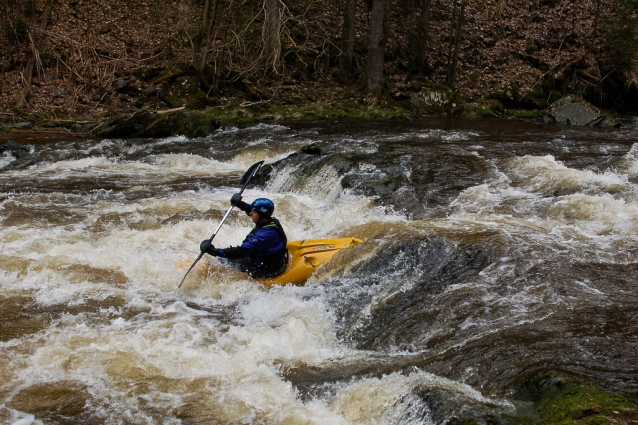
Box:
[446,0,466,87]
[341,0,357,75]
[366,0,390,94]
[264,0,282,74]
[409,0,433,73]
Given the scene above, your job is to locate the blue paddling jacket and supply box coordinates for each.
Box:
[215,200,288,278]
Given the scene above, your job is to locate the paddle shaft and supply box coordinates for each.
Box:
[178,161,264,288]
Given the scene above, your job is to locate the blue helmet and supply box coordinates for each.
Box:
[251,198,274,218]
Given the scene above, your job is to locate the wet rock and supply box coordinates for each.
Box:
[548,95,620,127]
[93,109,220,139]
[0,140,30,158]
[339,237,492,350]
[513,373,638,424]
[256,141,418,214]
[257,141,489,219]
[94,110,151,138]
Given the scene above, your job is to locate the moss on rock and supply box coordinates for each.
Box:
[537,386,637,424]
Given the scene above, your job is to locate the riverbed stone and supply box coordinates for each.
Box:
[548,95,620,127]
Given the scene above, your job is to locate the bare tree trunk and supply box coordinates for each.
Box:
[366,0,389,94]
[264,0,282,74]
[202,0,221,66]
[15,0,54,111]
[446,0,466,87]
[193,0,220,78]
[340,0,357,75]
[193,0,221,89]
[409,0,432,72]
[591,0,602,37]
[445,0,458,84]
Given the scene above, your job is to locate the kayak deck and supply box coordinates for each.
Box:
[257,237,363,287]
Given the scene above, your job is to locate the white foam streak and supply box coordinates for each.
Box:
[618,143,638,178]
[331,369,512,423]
[451,155,638,241]
[507,154,629,195]
[2,154,254,183]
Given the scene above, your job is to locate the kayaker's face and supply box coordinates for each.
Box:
[250,209,269,224]
[250,209,260,223]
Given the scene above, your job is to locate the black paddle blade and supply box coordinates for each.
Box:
[178,252,204,289]
[241,161,264,187]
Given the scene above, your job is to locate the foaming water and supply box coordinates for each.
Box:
[0,151,15,169]
[2,118,638,423]
[505,154,630,195]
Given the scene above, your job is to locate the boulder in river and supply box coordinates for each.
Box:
[0,140,30,158]
[548,95,620,127]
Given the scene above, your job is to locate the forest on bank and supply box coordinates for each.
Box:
[1,0,638,123]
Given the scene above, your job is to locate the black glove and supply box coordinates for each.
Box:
[230,193,242,206]
[200,239,219,256]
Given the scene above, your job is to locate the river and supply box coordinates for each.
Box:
[1,118,637,424]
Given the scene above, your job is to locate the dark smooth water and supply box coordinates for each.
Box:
[1,118,637,424]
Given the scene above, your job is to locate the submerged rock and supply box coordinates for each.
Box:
[339,237,492,351]
[548,95,620,127]
[255,140,490,219]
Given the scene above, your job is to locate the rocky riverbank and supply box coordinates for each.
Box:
[0,94,623,148]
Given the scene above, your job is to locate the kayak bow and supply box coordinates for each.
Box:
[258,237,363,287]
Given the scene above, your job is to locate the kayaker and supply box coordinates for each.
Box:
[199,194,288,278]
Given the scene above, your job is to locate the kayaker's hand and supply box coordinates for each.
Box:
[230,193,242,206]
[200,240,219,256]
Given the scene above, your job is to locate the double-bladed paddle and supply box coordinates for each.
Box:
[178,160,265,288]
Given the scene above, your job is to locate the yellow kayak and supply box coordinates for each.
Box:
[176,237,363,287]
[258,238,363,287]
